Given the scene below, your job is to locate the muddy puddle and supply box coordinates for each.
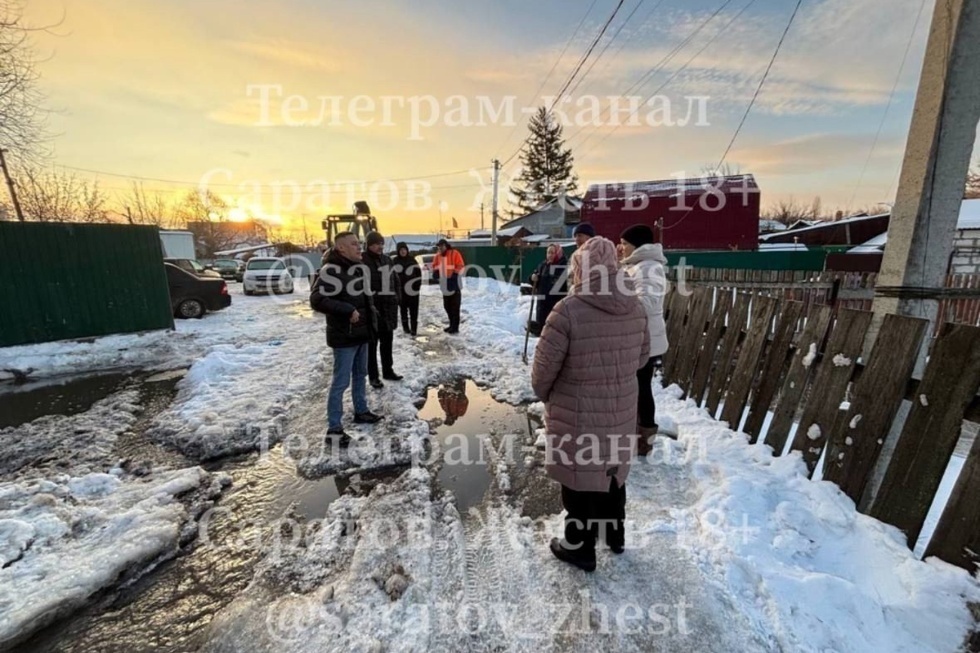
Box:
[0,371,134,429]
[9,373,558,652]
[8,367,358,653]
[417,379,557,515]
[15,444,350,653]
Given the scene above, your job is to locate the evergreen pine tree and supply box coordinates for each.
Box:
[509,107,578,214]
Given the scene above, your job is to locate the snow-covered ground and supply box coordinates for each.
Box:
[0,467,228,648]
[197,375,980,652]
[2,276,978,652]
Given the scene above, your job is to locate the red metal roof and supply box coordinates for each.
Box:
[582,175,759,203]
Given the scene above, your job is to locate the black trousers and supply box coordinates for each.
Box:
[443,290,461,330]
[400,294,419,335]
[368,326,394,380]
[561,479,627,553]
[637,356,657,429]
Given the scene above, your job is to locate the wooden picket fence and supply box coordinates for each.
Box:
[660,284,980,573]
[669,268,980,329]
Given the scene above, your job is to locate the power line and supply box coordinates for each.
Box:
[549,0,627,112]
[572,0,745,158]
[53,163,486,188]
[581,0,669,89]
[847,0,927,209]
[660,0,801,234]
[564,0,646,100]
[714,0,805,171]
[500,0,627,168]
[491,0,600,161]
[565,0,736,151]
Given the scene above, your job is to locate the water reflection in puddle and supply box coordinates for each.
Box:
[417,379,537,512]
[0,372,132,429]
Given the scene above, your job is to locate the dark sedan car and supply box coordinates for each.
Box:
[164,262,232,318]
[164,258,222,279]
[210,258,244,281]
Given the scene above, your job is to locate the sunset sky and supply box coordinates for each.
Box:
[23,0,975,239]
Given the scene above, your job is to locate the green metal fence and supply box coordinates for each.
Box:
[0,222,174,347]
[450,245,830,284]
[453,245,576,283]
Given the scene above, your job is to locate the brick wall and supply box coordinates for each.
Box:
[951,228,980,273]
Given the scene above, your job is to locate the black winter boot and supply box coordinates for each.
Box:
[549,538,596,572]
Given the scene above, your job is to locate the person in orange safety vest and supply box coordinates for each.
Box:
[432,238,465,334]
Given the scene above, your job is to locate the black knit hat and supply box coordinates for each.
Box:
[436,238,450,248]
[573,222,595,238]
[365,231,385,247]
[396,241,408,252]
[620,224,654,248]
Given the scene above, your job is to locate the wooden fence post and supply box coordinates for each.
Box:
[662,291,691,381]
[764,305,834,455]
[789,309,874,475]
[869,323,980,547]
[688,290,733,407]
[720,295,779,431]
[924,432,980,571]
[671,286,713,395]
[743,301,804,443]
[704,293,750,418]
[821,314,929,502]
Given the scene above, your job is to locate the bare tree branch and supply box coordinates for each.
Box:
[0,0,53,167]
[10,166,108,222]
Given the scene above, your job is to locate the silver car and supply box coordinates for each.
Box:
[243,257,294,295]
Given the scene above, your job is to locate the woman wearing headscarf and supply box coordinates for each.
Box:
[619,224,670,455]
[528,244,568,336]
[531,236,650,572]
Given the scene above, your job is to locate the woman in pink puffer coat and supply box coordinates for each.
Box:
[531,236,650,572]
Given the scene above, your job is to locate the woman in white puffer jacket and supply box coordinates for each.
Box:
[619,224,669,454]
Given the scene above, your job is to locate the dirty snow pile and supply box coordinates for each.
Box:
[0,388,142,479]
[200,466,472,652]
[0,331,182,382]
[0,466,228,648]
[655,383,980,653]
[147,285,328,460]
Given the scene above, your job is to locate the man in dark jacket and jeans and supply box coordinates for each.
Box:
[310,232,383,439]
[363,231,402,387]
[392,242,421,336]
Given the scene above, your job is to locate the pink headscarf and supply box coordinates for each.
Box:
[546,243,563,264]
[569,236,619,288]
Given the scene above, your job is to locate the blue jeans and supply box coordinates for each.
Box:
[328,343,369,429]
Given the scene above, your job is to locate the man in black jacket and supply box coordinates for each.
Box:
[363,232,403,387]
[392,242,421,336]
[310,232,383,438]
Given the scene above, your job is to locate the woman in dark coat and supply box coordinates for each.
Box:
[363,231,402,387]
[392,242,421,336]
[529,244,568,336]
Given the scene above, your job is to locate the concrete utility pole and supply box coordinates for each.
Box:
[491,158,500,241]
[0,149,25,222]
[869,0,980,364]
